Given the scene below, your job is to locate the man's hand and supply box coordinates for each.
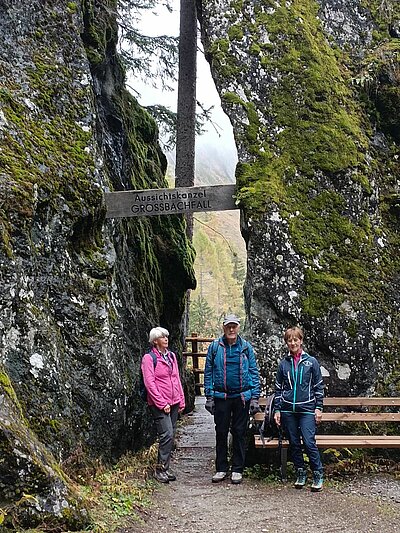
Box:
[249,398,261,416]
[205,397,215,415]
[164,404,171,414]
[274,412,281,427]
[315,408,322,424]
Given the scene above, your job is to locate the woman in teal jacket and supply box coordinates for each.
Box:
[274,326,324,491]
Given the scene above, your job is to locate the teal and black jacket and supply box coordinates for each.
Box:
[274,352,324,413]
[204,335,260,401]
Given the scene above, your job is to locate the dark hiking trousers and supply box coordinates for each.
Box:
[281,411,323,472]
[214,397,250,473]
[150,403,179,470]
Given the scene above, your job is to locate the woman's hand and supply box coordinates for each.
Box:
[315,409,322,424]
[164,404,171,414]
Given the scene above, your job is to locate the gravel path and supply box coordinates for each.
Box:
[121,398,400,533]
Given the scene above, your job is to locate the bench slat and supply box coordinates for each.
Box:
[254,435,400,449]
[323,397,400,407]
[253,412,400,423]
[321,412,400,422]
[258,397,400,407]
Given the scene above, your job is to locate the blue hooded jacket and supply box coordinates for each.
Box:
[274,352,324,413]
[204,335,260,401]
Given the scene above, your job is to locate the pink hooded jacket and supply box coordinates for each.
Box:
[141,348,185,411]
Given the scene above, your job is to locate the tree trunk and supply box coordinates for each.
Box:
[176,0,197,239]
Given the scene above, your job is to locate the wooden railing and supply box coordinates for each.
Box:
[183,333,214,395]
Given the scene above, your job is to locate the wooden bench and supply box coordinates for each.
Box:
[253,397,400,479]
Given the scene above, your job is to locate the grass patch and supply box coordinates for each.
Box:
[245,451,400,486]
[2,445,160,533]
[323,448,400,479]
[77,444,159,532]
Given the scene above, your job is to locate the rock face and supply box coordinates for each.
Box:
[0,0,195,526]
[0,368,89,528]
[199,1,400,395]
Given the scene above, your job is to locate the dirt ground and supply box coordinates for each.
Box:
[120,400,400,533]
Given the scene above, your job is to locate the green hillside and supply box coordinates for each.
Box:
[189,210,246,337]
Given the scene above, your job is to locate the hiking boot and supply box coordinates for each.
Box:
[212,471,227,483]
[154,470,169,483]
[165,470,176,481]
[294,467,307,489]
[311,471,323,492]
[231,472,243,484]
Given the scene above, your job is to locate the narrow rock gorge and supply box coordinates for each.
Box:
[1,0,400,529]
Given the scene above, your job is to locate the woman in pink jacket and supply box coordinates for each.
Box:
[141,326,185,483]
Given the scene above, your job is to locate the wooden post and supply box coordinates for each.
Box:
[191,332,201,396]
[176,0,197,238]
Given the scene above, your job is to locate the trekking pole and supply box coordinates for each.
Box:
[278,427,287,482]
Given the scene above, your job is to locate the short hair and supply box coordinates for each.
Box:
[148,327,169,345]
[284,326,304,342]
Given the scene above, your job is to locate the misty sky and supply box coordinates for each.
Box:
[131,1,237,165]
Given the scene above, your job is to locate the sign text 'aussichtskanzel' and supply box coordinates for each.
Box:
[105,184,237,218]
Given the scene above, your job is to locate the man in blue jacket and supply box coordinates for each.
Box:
[204,314,260,484]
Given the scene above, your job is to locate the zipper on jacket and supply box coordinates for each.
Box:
[291,358,297,411]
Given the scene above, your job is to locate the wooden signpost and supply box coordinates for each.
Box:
[105,184,238,219]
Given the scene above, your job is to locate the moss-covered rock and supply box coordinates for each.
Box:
[0,366,90,529]
[0,0,195,526]
[199,0,399,395]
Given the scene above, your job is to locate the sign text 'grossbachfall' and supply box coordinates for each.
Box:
[105,184,237,218]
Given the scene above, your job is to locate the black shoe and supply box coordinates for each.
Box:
[154,470,169,483]
[165,470,176,481]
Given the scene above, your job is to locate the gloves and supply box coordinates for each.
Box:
[205,397,215,415]
[249,398,261,416]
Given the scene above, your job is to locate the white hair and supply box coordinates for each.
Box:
[148,327,169,345]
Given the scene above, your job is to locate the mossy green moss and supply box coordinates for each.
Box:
[206,1,400,318]
[208,38,242,77]
[228,24,244,41]
[360,0,400,42]
[0,51,102,254]
[0,369,24,418]
[81,0,118,67]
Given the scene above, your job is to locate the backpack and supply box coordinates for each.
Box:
[139,351,157,402]
[260,393,280,441]
[259,392,287,482]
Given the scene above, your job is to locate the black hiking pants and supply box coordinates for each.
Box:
[214,397,250,473]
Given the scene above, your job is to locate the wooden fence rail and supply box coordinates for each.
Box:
[184,333,214,395]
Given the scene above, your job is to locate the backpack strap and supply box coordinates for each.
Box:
[241,339,249,357]
[148,349,158,368]
[211,340,219,364]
